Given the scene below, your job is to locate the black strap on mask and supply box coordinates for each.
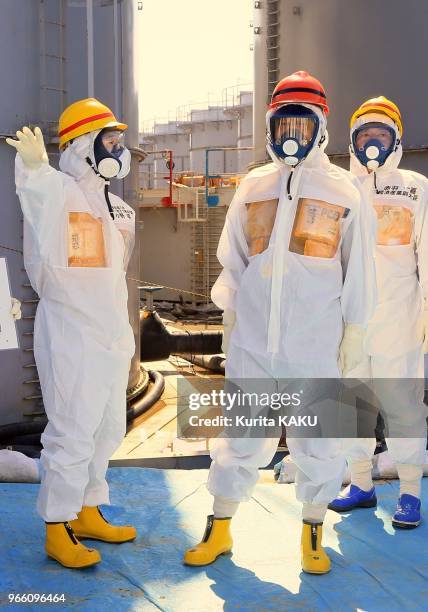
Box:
[104,183,115,220]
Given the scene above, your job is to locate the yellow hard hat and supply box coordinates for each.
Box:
[58,98,127,149]
[350,96,403,136]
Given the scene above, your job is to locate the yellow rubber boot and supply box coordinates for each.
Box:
[45,522,101,569]
[301,520,331,574]
[69,506,137,543]
[183,515,233,566]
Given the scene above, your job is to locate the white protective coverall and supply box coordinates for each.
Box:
[207,132,376,508]
[343,115,428,468]
[14,134,135,522]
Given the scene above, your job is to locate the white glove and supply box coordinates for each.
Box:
[10,298,22,321]
[6,126,48,170]
[339,324,365,376]
[423,308,428,353]
[222,308,236,356]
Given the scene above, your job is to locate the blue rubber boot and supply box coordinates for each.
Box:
[392,494,421,529]
[328,484,377,513]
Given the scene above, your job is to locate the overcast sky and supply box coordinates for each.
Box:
[137,0,254,128]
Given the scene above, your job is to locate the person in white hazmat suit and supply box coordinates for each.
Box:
[183,71,376,574]
[6,98,137,569]
[329,97,428,529]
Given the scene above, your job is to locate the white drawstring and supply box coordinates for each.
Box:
[267,163,305,355]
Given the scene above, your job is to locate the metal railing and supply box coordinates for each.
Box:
[140,82,253,135]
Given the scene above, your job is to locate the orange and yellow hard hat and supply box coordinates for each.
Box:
[58,98,127,149]
[350,96,402,136]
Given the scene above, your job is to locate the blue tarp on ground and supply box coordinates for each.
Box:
[1,468,428,611]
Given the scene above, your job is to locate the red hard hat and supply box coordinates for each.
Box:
[269,70,329,115]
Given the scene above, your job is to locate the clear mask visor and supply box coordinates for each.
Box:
[100,129,125,158]
[273,115,317,147]
[354,122,395,152]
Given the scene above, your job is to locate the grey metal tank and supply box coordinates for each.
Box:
[253,0,428,172]
[0,0,141,426]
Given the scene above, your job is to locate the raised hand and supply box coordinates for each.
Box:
[6,126,48,170]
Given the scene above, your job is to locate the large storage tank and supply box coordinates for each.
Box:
[137,91,253,307]
[189,107,238,174]
[236,91,254,172]
[253,0,428,172]
[0,0,141,426]
[0,1,43,426]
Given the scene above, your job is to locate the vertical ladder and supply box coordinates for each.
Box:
[39,0,67,136]
[20,224,44,416]
[266,0,280,102]
[190,205,226,305]
[22,0,67,418]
